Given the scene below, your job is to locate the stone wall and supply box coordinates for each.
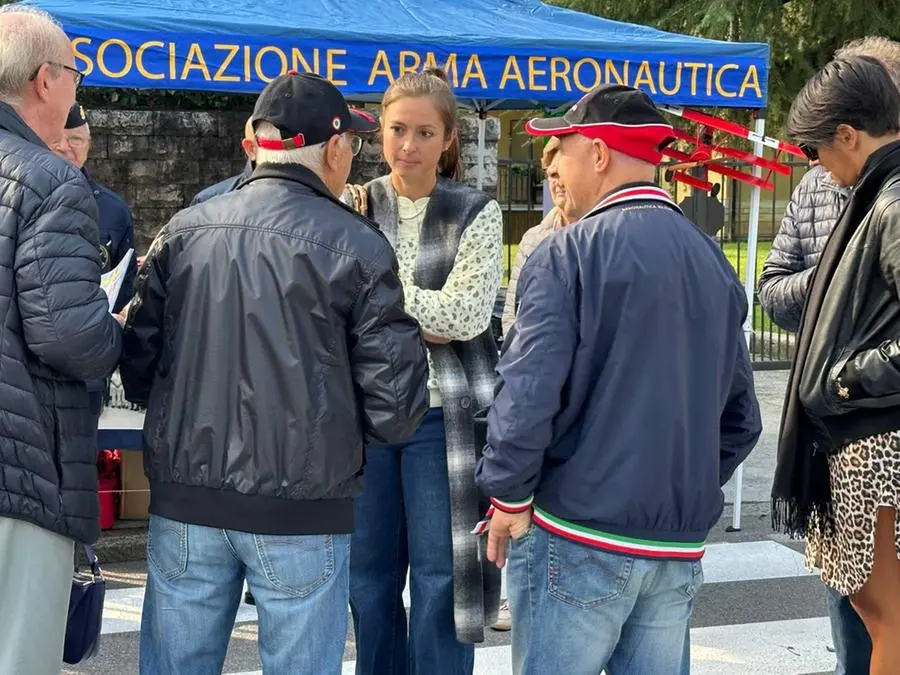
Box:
[87,110,249,252]
[85,109,500,253]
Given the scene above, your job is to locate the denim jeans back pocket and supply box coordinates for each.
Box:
[680,560,705,600]
[255,534,335,598]
[548,535,633,609]
[147,516,189,580]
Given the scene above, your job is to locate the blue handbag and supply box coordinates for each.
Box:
[63,545,106,664]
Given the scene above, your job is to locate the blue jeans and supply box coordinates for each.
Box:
[350,408,474,675]
[508,526,702,675]
[826,586,872,675]
[140,515,350,674]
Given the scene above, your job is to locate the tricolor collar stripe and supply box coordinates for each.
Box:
[583,185,680,220]
[602,185,674,206]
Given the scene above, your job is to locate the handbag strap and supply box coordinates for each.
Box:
[82,544,102,578]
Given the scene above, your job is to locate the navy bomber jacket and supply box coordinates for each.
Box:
[475,183,761,559]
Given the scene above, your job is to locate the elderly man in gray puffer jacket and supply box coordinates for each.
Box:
[758,163,848,332]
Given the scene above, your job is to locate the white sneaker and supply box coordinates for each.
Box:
[491,599,511,631]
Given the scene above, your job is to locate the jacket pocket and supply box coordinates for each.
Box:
[827,344,900,411]
[52,406,63,487]
[827,348,855,406]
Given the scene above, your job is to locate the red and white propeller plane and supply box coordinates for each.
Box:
[657,105,807,195]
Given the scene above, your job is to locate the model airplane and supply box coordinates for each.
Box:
[657,105,807,194]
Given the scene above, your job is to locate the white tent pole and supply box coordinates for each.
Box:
[731,115,766,532]
[476,110,486,191]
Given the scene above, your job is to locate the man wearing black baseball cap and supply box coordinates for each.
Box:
[475,84,761,674]
[120,71,428,674]
[250,71,377,182]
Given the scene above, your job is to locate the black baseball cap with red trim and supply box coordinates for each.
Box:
[251,71,378,151]
[525,85,674,165]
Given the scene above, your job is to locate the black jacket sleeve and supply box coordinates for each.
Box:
[120,229,169,406]
[757,195,814,333]
[15,175,122,381]
[840,200,900,399]
[349,247,430,446]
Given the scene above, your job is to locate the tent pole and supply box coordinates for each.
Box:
[476,108,486,191]
[731,114,766,533]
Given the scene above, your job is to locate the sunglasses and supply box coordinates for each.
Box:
[29,62,84,89]
[799,143,819,163]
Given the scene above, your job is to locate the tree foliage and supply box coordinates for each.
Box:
[549,0,900,134]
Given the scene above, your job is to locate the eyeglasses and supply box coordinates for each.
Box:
[799,143,819,163]
[29,62,84,89]
[347,134,363,157]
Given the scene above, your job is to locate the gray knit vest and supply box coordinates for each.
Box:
[365,175,503,642]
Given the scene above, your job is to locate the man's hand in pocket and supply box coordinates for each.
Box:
[486,508,532,569]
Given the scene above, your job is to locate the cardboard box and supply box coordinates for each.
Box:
[119,451,150,520]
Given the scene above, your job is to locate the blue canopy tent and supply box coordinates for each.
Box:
[21,0,770,110]
[21,0,769,528]
[21,0,771,195]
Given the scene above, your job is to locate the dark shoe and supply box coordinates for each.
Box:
[244,590,256,606]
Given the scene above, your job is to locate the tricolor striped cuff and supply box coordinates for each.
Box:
[490,496,534,513]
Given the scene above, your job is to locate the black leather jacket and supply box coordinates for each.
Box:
[120,163,429,535]
[799,173,900,448]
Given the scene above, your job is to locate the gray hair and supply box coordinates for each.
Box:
[254,121,338,173]
[69,120,91,137]
[0,5,69,105]
[835,36,900,89]
[787,55,900,148]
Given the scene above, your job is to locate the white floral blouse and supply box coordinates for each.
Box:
[395,195,504,406]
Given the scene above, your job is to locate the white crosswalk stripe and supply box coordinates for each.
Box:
[97,539,816,637]
[691,618,833,675]
[72,536,835,675]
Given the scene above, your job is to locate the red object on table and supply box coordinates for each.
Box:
[97,449,122,530]
[98,474,118,530]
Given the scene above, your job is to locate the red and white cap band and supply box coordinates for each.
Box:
[525,120,674,165]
